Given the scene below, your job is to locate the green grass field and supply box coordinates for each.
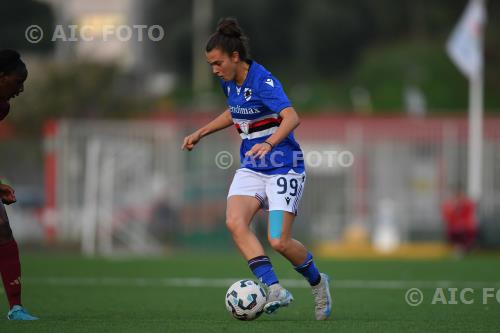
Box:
[2,252,500,332]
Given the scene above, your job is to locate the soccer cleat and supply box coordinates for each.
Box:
[263,284,294,314]
[312,273,332,320]
[7,305,39,321]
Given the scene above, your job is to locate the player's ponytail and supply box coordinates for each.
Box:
[206,17,250,62]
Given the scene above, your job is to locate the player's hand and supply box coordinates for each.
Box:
[181,131,202,151]
[245,142,272,159]
[0,184,16,205]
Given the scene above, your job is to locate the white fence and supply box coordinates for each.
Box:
[43,117,500,255]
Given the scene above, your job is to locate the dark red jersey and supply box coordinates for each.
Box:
[0,100,10,121]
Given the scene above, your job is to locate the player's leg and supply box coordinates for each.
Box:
[226,196,281,289]
[267,212,320,286]
[226,169,281,290]
[266,173,332,320]
[226,195,265,260]
[267,210,331,320]
[0,203,37,320]
[267,211,308,265]
[465,227,477,252]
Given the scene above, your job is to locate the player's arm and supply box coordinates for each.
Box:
[181,108,233,151]
[265,107,300,148]
[246,107,300,158]
[0,183,16,205]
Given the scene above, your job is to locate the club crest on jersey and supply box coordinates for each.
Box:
[244,88,252,101]
[238,120,250,134]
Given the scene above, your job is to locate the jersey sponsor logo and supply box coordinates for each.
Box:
[264,78,274,87]
[244,88,252,101]
[229,105,261,115]
[285,197,291,205]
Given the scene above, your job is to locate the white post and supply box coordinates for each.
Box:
[192,0,213,98]
[98,151,115,256]
[467,73,483,202]
[467,0,485,203]
[446,0,486,202]
[81,138,101,256]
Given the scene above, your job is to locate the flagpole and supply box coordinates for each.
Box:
[467,68,483,202]
[467,0,485,202]
[447,0,486,202]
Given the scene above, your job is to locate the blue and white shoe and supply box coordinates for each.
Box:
[7,305,39,321]
[264,284,294,314]
[312,273,332,320]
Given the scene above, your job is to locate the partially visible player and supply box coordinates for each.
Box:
[441,186,477,256]
[0,49,38,320]
[182,18,332,320]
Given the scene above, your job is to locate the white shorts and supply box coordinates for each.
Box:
[227,168,306,215]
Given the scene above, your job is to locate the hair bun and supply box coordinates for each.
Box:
[217,18,242,38]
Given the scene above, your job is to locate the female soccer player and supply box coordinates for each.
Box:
[182,18,332,320]
[0,49,38,320]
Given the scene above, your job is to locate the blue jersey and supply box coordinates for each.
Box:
[220,61,305,175]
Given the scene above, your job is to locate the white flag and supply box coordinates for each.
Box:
[446,0,486,79]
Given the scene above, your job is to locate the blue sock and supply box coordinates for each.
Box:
[294,252,321,286]
[248,256,279,287]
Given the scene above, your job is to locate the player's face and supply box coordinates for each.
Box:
[206,48,238,81]
[0,69,27,101]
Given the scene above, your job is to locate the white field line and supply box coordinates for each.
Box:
[15,277,500,290]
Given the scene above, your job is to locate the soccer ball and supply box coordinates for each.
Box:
[225,279,267,321]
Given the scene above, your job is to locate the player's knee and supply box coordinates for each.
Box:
[225,215,247,235]
[269,237,289,254]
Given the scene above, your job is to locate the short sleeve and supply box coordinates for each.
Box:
[258,76,292,113]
